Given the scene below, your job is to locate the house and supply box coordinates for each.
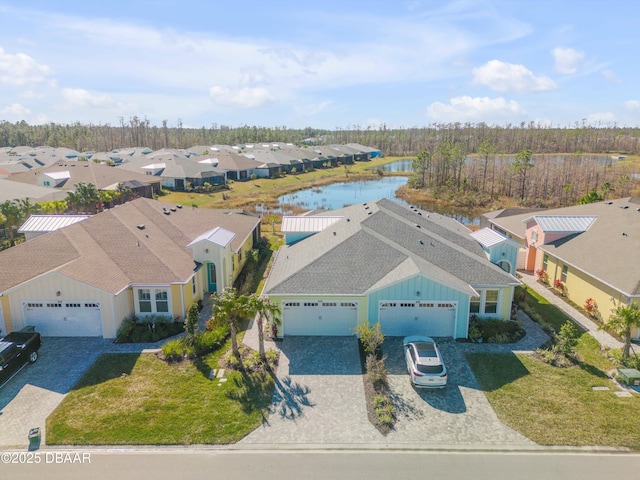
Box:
[5,161,161,197]
[263,199,520,338]
[0,198,261,338]
[485,197,640,335]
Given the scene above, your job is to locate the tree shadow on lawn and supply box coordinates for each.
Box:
[72,353,140,389]
[465,352,530,392]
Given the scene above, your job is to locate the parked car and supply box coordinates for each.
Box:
[403,335,447,388]
[0,330,42,387]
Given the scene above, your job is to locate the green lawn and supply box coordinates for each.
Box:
[468,288,640,449]
[46,349,274,445]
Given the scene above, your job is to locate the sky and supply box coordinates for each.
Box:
[0,0,638,130]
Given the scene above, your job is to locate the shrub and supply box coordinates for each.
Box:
[536,269,548,284]
[535,345,574,367]
[194,325,230,356]
[555,321,580,355]
[584,297,598,317]
[162,339,186,362]
[355,322,385,355]
[365,354,388,388]
[469,317,524,343]
[554,279,565,293]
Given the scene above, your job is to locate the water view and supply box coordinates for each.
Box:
[278,176,408,211]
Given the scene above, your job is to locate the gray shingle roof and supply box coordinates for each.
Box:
[263,199,517,296]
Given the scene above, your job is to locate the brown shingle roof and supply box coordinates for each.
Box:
[0,198,260,294]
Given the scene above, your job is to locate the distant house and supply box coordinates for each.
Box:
[5,161,161,197]
[0,198,261,338]
[486,197,640,336]
[264,199,519,338]
[346,143,383,159]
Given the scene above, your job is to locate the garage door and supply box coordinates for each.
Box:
[378,301,456,337]
[282,300,358,336]
[22,301,103,337]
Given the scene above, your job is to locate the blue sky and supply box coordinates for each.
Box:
[0,0,638,129]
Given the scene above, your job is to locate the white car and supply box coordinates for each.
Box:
[403,336,447,388]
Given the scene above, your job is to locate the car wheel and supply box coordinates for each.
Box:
[29,351,38,363]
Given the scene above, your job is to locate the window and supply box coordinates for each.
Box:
[155,289,169,313]
[542,254,548,271]
[43,181,50,187]
[470,296,481,314]
[561,265,568,283]
[531,230,538,242]
[139,289,152,313]
[484,290,499,314]
[192,276,197,296]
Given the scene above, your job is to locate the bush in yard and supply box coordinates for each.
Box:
[194,326,229,357]
[469,316,524,343]
[162,339,186,362]
[555,321,580,356]
[354,322,385,355]
[584,298,598,318]
[365,354,388,388]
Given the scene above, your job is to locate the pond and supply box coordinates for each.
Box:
[278,176,408,211]
[276,176,480,225]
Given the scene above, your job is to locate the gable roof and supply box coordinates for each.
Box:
[281,215,343,234]
[19,215,91,234]
[0,198,260,295]
[470,227,520,248]
[264,199,518,296]
[489,198,640,296]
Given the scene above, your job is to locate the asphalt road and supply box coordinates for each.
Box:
[2,449,639,480]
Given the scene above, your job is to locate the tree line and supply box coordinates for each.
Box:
[0,118,638,155]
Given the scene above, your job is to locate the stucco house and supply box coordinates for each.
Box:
[485,197,640,336]
[264,199,520,338]
[0,198,261,338]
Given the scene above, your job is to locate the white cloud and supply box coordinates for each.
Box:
[1,102,31,116]
[472,60,556,93]
[426,96,524,122]
[585,112,616,125]
[62,88,117,108]
[624,100,640,110]
[552,47,585,74]
[209,86,277,108]
[602,69,622,83]
[0,47,53,86]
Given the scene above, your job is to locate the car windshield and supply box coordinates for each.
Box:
[417,364,444,374]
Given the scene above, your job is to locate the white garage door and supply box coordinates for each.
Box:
[22,301,103,337]
[282,300,358,336]
[378,301,456,337]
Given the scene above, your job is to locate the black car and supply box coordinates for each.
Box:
[0,331,42,386]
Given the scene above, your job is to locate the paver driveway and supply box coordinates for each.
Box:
[242,335,535,447]
[0,337,158,448]
[241,336,381,444]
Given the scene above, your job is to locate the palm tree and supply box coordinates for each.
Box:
[250,295,281,362]
[208,288,253,359]
[0,200,23,246]
[601,303,640,359]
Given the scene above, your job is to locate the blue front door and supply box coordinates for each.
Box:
[207,263,217,292]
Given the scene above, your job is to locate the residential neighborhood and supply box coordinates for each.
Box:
[1,142,639,456]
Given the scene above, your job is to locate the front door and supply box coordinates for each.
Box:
[207,263,217,292]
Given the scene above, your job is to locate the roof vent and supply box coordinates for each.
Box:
[170,207,177,212]
[605,201,613,205]
[417,212,422,216]
[620,205,629,209]
[416,224,421,228]
[164,211,170,215]
[347,218,350,222]
[333,232,336,236]
[419,240,424,245]
[176,205,182,209]
[623,232,628,236]
[367,212,372,215]
[137,224,145,230]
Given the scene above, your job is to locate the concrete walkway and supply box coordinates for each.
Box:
[517,270,636,353]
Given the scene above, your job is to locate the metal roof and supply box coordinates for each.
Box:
[469,227,512,248]
[44,170,70,180]
[281,216,343,233]
[188,226,236,248]
[19,215,91,233]
[526,215,597,233]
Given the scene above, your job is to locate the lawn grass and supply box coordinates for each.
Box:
[466,352,640,448]
[46,346,274,445]
[517,286,575,332]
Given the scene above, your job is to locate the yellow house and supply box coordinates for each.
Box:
[0,198,260,338]
[487,197,640,337]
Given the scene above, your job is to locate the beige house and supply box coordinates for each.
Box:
[0,198,260,338]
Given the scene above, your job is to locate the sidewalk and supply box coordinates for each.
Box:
[517,270,632,352]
